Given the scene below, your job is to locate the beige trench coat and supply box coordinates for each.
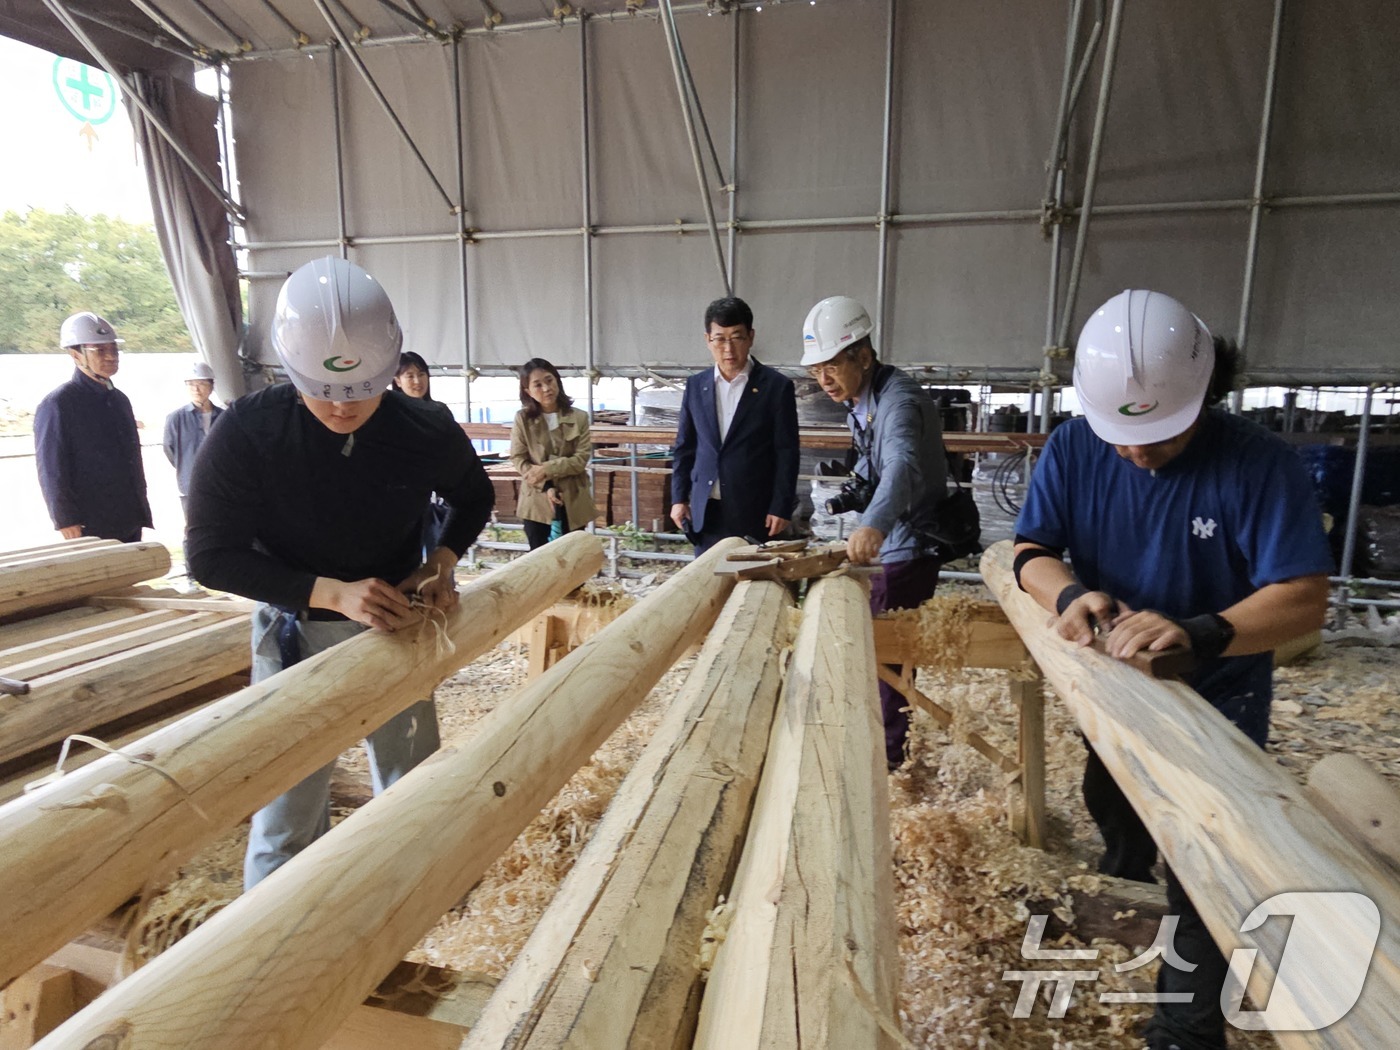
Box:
[509,406,599,530]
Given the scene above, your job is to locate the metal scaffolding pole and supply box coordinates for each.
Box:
[580,15,597,426]
[725,7,740,284]
[658,0,732,296]
[39,0,247,223]
[126,0,207,54]
[873,0,896,349]
[311,0,459,214]
[329,47,349,259]
[1236,0,1286,352]
[1054,0,1126,352]
[452,31,473,423]
[1336,386,1375,627]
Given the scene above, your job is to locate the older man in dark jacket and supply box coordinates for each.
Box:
[35,312,151,542]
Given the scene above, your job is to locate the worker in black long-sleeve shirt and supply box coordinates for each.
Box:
[186,256,495,889]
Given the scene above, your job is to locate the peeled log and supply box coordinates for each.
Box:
[30,538,741,1050]
[694,573,900,1050]
[0,542,170,621]
[464,578,794,1049]
[0,532,605,991]
[981,540,1400,1048]
[1305,754,1400,874]
[0,613,252,765]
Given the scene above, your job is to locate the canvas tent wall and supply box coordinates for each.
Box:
[4,0,1398,390]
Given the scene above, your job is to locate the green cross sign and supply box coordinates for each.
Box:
[52,58,116,126]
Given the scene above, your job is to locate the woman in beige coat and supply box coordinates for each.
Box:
[510,358,598,549]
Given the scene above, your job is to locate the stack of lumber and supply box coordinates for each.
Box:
[0,540,255,802]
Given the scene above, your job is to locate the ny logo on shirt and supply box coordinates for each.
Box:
[1192,516,1218,539]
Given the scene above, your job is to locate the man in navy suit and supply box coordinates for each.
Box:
[670,297,799,553]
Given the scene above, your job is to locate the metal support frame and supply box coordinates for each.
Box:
[125,0,207,55]
[1053,0,1125,352]
[580,14,596,423]
[872,0,896,349]
[452,31,473,423]
[38,0,248,224]
[311,0,459,214]
[725,7,740,284]
[658,0,732,296]
[1336,386,1375,626]
[256,0,310,47]
[328,47,349,259]
[183,0,250,53]
[1236,0,1286,352]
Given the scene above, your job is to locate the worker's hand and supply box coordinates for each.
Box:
[59,525,84,540]
[547,489,565,508]
[846,525,885,565]
[1102,608,1187,660]
[523,464,549,487]
[1052,590,1122,647]
[398,547,461,614]
[670,502,690,531]
[310,576,417,632]
[765,514,790,538]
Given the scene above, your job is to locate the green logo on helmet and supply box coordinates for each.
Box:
[1118,401,1159,416]
[323,356,360,372]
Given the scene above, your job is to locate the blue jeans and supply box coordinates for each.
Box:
[243,604,440,889]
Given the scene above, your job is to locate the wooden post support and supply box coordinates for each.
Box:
[982,540,1400,1046]
[27,539,742,1050]
[1008,663,1047,849]
[0,533,607,992]
[463,578,794,1049]
[0,964,76,1049]
[0,542,170,621]
[693,574,901,1050]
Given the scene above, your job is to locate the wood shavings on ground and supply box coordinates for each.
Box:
[880,593,980,669]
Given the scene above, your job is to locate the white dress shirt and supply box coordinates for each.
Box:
[710,359,753,500]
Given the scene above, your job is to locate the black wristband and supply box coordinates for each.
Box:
[1175,612,1236,661]
[1055,583,1089,616]
[1013,547,1062,591]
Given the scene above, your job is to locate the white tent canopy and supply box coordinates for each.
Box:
[5,0,1398,386]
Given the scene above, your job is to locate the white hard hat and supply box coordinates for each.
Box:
[1073,289,1214,446]
[271,257,402,402]
[801,296,873,366]
[60,312,122,349]
[186,361,215,382]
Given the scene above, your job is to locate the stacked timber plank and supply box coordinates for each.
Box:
[0,541,253,783]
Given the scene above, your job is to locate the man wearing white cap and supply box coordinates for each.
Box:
[162,360,224,513]
[186,256,495,888]
[34,311,152,542]
[1013,289,1332,1050]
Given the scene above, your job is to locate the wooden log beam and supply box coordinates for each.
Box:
[0,533,607,992]
[463,578,793,1049]
[0,538,117,567]
[29,538,741,1050]
[694,574,901,1050]
[0,610,183,665]
[981,540,1400,1047]
[1305,754,1400,875]
[0,607,137,653]
[0,542,171,621]
[0,614,252,766]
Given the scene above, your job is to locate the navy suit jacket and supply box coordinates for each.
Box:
[670,359,799,536]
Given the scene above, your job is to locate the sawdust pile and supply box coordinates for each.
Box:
[880,592,980,669]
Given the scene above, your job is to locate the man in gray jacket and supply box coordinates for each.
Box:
[163,361,223,514]
[802,295,948,767]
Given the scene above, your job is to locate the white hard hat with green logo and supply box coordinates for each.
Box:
[1074,289,1214,446]
[272,256,402,402]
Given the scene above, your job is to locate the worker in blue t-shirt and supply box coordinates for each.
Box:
[1013,289,1332,1050]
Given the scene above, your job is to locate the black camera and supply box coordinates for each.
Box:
[825,472,876,515]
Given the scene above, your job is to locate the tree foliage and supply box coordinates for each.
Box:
[0,207,190,353]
